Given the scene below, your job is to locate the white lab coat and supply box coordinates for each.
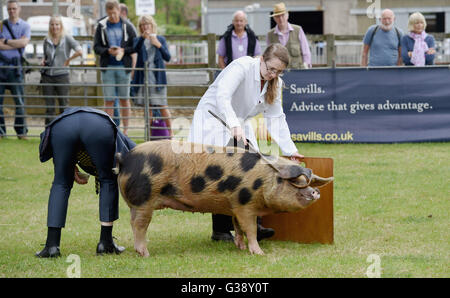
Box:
[188,56,298,156]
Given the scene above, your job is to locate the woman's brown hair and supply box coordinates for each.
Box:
[263,43,289,104]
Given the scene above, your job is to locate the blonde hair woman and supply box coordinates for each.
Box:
[131,15,172,137]
[41,15,82,124]
[188,43,304,243]
[401,12,436,66]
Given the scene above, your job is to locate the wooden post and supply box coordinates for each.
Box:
[261,157,334,244]
[207,33,216,83]
[326,34,335,68]
[95,55,103,107]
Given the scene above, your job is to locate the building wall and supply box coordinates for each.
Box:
[206,0,450,36]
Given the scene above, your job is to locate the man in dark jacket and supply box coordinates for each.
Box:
[217,10,261,69]
[36,107,136,258]
[93,0,136,136]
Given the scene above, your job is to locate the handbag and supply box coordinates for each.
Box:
[150,109,170,141]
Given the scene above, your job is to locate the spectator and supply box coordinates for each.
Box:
[361,9,403,66]
[94,0,137,136]
[266,2,311,69]
[188,44,304,242]
[36,107,136,258]
[217,10,261,69]
[0,0,30,139]
[41,15,82,125]
[131,15,172,137]
[401,12,436,66]
[109,3,138,127]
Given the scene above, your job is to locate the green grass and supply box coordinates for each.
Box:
[0,138,449,277]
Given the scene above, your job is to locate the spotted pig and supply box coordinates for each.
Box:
[115,140,333,256]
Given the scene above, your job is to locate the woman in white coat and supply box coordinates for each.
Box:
[188,43,304,241]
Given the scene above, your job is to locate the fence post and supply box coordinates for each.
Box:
[326,34,335,68]
[207,33,216,83]
[95,55,103,106]
[143,61,150,141]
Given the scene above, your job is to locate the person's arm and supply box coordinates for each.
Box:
[298,27,311,68]
[263,79,299,157]
[155,36,171,62]
[215,62,246,130]
[64,36,83,66]
[216,38,226,68]
[396,46,403,65]
[123,24,137,55]
[4,35,29,49]
[0,39,15,50]
[425,35,436,65]
[64,50,82,66]
[400,36,411,65]
[361,44,370,66]
[254,39,262,56]
[93,25,109,56]
[361,27,374,66]
[218,56,226,69]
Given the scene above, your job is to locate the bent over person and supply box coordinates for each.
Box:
[36,107,135,258]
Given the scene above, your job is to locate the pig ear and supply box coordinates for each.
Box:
[309,174,334,188]
[277,164,312,180]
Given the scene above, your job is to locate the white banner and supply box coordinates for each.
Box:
[135,0,155,16]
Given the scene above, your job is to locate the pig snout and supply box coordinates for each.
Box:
[310,188,320,200]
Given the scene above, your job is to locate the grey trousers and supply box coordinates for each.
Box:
[41,74,70,125]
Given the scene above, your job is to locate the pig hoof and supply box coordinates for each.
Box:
[135,245,149,257]
[249,245,265,255]
[234,236,246,250]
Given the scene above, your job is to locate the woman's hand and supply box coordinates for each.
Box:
[149,34,161,48]
[63,59,70,66]
[427,48,436,55]
[408,51,412,58]
[289,152,305,163]
[231,126,247,146]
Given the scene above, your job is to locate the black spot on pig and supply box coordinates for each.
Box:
[191,176,206,193]
[238,188,252,205]
[147,153,163,175]
[252,178,263,190]
[218,176,242,192]
[160,183,177,197]
[120,152,145,175]
[277,176,283,184]
[124,174,152,207]
[240,151,261,172]
[205,165,223,181]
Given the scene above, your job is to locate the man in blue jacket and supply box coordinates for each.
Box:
[36,107,136,258]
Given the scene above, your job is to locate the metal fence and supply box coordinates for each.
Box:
[0,63,211,141]
[2,33,450,141]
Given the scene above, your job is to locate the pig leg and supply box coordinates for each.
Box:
[232,216,246,250]
[233,209,264,255]
[132,205,154,257]
[130,207,137,235]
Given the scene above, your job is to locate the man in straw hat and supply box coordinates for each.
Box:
[266,2,311,69]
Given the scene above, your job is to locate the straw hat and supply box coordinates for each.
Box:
[270,2,288,17]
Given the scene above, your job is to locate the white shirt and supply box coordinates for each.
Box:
[188,56,297,156]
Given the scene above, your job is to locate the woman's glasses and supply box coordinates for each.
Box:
[264,60,284,76]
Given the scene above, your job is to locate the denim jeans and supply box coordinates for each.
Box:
[0,69,27,136]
